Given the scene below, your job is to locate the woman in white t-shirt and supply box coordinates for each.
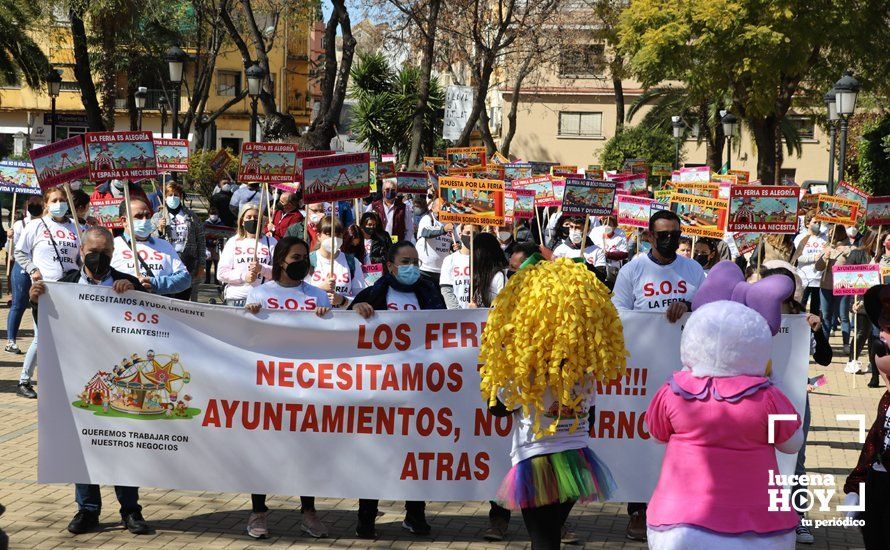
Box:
[243,236,329,540]
[440,224,479,309]
[13,187,81,398]
[470,232,508,308]
[306,217,365,307]
[217,204,277,306]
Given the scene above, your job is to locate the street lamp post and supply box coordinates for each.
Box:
[158,95,168,138]
[134,86,147,131]
[165,46,187,139]
[834,70,860,188]
[671,116,685,170]
[824,89,839,193]
[47,69,62,143]
[246,63,266,142]
[721,111,739,172]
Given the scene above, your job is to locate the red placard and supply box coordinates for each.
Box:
[238,142,299,183]
[85,131,158,182]
[866,196,890,227]
[396,171,429,195]
[302,152,371,204]
[28,136,90,190]
[209,149,232,178]
[88,198,125,229]
[154,138,190,172]
[727,185,799,233]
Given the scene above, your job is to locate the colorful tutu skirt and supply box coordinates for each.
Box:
[496,447,616,510]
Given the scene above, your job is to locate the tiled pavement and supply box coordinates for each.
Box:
[0,283,879,548]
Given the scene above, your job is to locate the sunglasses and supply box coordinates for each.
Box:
[655,230,682,239]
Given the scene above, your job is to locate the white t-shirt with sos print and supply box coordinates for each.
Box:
[217,235,277,301]
[416,213,455,273]
[18,216,80,281]
[611,252,705,312]
[306,253,366,301]
[246,280,331,311]
[440,251,471,309]
[552,243,606,267]
[386,288,420,311]
[111,236,186,280]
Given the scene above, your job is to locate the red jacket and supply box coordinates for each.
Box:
[371,198,407,241]
[271,209,303,240]
[90,182,152,213]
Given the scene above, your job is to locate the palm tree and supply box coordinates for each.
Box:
[0,0,51,89]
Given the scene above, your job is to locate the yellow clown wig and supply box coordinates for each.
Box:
[479,257,627,438]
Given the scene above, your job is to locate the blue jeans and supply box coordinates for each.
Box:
[19,325,37,384]
[6,263,31,343]
[820,289,851,343]
[75,484,141,516]
[819,288,835,339]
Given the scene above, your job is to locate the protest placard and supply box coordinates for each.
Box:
[0,160,42,195]
[381,153,396,164]
[832,264,881,296]
[396,171,429,195]
[650,163,672,177]
[437,176,504,226]
[423,157,448,176]
[511,175,556,207]
[361,263,384,286]
[375,160,396,180]
[529,161,558,175]
[293,150,336,184]
[616,195,657,228]
[670,193,729,238]
[673,182,719,199]
[88,198,125,229]
[623,158,648,175]
[443,85,473,140]
[448,165,505,180]
[302,152,371,204]
[154,138,189,172]
[208,149,232,178]
[85,131,158,182]
[653,189,672,203]
[29,135,90,189]
[585,168,604,180]
[551,165,578,178]
[237,142,298,183]
[510,188,535,220]
[728,169,750,184]
[611,173,648,196]
[866,196,890,227]
[712,174,738,198]
[727,185,799,233]
[733,232,762,255]
[678,166,711,183]
[504,162,532,181]
[489,151,509,165]
[836,181,869,214]
[203,223,237,241]
[561,179,617,216]
[813,195,859,225]
[446,147,486,169]
[38,284,808,503]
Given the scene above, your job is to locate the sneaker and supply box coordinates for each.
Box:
[17,382,36,399]
[123,511,152,535]
[483,516,508,541]
[561,522,580,544]
[5,342,21,354]
[67,509,100,535]
[356,512,377,539]
[247,511,269,539]
[402,512,431,536]
[625,510,647,541]
[796,521,814,544]
[300,509,328,538]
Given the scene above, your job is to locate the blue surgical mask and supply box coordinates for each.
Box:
[133,219,155,238]
[48,202,68,217]
[396,264,421,285]
[112,180,125,190]
[166,196,182,210]
[640,241,652,254]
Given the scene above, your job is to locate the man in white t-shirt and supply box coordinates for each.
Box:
[792,218,826,315]
[440,224,478,309]
[610,209,705,542]
[110,198,192,296]
[416,200,458,284]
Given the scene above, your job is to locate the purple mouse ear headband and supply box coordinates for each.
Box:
[691,261,794,336]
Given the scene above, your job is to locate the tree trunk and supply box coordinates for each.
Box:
[749,116,778,184]
[612,69,625,134]
[704,104,724,173]
[95,16,118,131]
[500,50,534,158]
[774,123,784,184]
[456,53,495,146]
[407,0,441,169]
[127,80,138,131]
[478,107,497,155]
[69,8,105,131]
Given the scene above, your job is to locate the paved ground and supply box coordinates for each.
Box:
[0,279,880,548]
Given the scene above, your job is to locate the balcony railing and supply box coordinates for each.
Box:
[115,88,175,111]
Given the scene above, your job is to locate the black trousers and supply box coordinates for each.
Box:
[420,270,440,286]
[251,494,315,513]
[862,469,890,549]
[358,499,424,518]
[521,500,575,550]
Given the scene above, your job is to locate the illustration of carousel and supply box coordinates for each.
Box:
[76,350,193,418]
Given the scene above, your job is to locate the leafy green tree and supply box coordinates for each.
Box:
[618,0,890,184]
[855,114,890,195]
[0,0,51,88]
[599,125,676,174]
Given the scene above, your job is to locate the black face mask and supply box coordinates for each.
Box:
[362,226,375,237]
[27,204,43,217]
[284,259,310,281]
[83,252,112,280]
[654,230,682,258]
[460,235,473,248]
[693,254,710,267]
[243,220,258,234]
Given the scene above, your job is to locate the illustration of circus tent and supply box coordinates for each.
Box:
[83,372,112,405]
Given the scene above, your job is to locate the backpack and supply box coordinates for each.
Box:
[309,251,357,279]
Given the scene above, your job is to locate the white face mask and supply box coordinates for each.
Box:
[309,212,324,223]
[320,236,343,254]
[820,223,829,234]
[498,231,512,242]
[569,229,583,245]
[68,181,82,191]
[846,227,858,239]
[112,180,125,190]
[604,226,615,236]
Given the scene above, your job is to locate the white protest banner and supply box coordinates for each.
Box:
[38,284,808,503]
[443,85,474,141]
